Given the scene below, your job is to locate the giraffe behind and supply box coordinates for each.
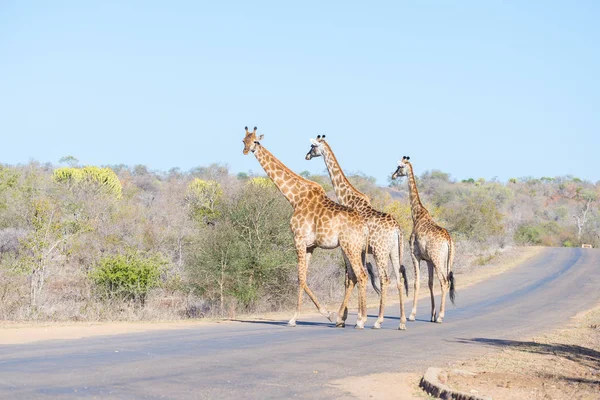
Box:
[392,156,455,323]
[305,135,409,330]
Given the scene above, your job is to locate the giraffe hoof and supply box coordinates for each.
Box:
[408,315,416,321]
[326,312,335,322]
[435,318,443,324]
[372,322,381,330]
[335,322,345,328]
[354,323,365,330]
[398,323,407,331]
[287,322,297,327]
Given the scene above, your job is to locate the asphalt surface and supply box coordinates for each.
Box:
[1,248,599,399]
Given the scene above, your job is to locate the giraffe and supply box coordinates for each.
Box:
[242,127,371,328]
[391,156,456,323]
[305,135,409,330]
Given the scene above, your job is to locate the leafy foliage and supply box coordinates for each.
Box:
[186,178,295,312]
[53,166,122,198]
[90,251,165,305]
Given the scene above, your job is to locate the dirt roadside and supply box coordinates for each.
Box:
[0,246,541,346]
[330,307,600,400]
[439,302,600,399]
[332,248,600,400]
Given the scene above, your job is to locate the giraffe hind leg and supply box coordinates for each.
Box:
[433,255,449,323]
[426,260,436,323]
[409,238,421,321]
[390,237,407,330]
[336,256,356,328]
[372,252,389,329]
[343,248,368,329]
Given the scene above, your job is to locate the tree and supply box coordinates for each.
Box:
[58,155,80,167]
[573,192,596,243]
[53,166,122,198]
[185,179,223,223]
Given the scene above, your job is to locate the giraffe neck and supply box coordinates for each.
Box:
[406,163,430,225]
[320,142,370,208]
[253,144,317,208]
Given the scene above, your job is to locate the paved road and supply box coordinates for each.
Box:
[1,248,599,399]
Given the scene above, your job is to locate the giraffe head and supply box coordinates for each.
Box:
[391,156,411,179]
[305,135,326,160]
[242,126,264,155]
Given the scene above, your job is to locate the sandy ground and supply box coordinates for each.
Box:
[329,372,429,400]
[441,303,600,399]
[0,246,542,347]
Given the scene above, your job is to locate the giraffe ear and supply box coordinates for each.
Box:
[310,138,319,146]
[257,134,264,141]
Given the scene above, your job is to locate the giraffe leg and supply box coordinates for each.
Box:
[409,235,420,321]
[372,252,389,329]
[336,257,356,327]
[390,235,407,330]
[433,257,449,323]
[345,249,368,329]
[288,245,331,327]
[426,260,436,322]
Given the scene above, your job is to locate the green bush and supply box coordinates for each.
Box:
[514,224,542,245]
[90,252,165,305]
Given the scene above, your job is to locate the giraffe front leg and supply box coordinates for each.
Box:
[304,248,334,322]
[288,246,306,327]
[289,245,331,326]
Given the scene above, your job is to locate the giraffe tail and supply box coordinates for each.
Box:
[447,237,456,305]
[363,228,381,295]
[367,261,381,296]
[398,231,408,296]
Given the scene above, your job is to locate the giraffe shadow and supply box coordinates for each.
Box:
[454,337,600,384]
[232,319,336,328]
[366,314,431,323]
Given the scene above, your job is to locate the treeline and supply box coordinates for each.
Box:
[0,160,597,321]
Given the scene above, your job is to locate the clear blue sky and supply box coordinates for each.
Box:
[1,1,599,184]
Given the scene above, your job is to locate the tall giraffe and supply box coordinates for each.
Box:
[242,127,371,328]
[391,156,456,323]
[305,135,409,330]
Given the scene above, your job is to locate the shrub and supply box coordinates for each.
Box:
[53,166,122,198]
[90,252,165,305]
[514,224,542,245]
